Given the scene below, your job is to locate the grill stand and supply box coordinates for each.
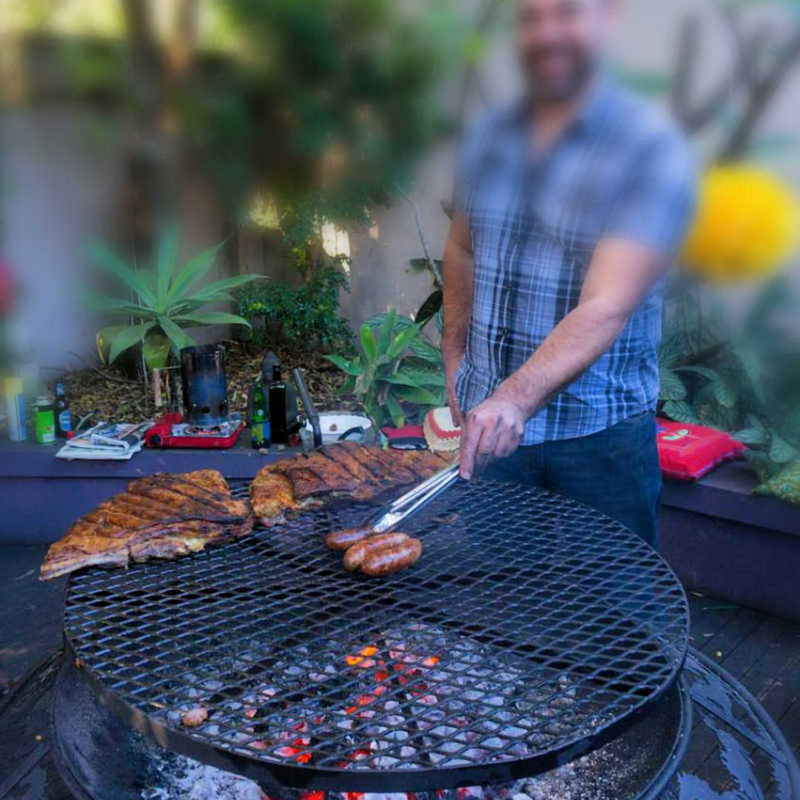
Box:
[53,651,691,800]
[62,483,690,792]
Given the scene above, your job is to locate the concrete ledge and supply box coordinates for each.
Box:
[661,460,799,539]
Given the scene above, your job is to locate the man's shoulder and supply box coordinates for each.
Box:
[604,80,690,155]
[460,100,522,145]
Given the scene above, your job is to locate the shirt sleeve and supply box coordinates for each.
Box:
[604,128,698,258]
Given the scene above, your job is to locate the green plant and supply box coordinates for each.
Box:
[235,257,353,355]
[409,256,444,331]
[659,275,800,479]
[185,0,470,248]
[90,228,262,369]
[326,309,445,427]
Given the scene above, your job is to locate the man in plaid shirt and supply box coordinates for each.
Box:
[444,0,696,547]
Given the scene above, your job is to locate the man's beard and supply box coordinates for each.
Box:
[521,45,598,103]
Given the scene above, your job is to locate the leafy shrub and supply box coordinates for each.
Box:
[659,276,800,479]
[235,258,353,355]
[90,228,261,369]
[326,310,445,428]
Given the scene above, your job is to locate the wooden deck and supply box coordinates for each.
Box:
[686,591,800,768]
[1,545,799,760]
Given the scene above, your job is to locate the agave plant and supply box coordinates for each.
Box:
[326,309,445,428]
[90,228,263,369]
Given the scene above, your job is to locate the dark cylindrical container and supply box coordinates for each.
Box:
[180,345,229,426]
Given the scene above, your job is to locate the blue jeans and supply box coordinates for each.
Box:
[482,412,662,548]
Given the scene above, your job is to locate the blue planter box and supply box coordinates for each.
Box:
[660,461,800,622]
[0,440,284,545]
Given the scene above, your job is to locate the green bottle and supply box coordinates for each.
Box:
[250,380,271,449]
[35,396,56,444]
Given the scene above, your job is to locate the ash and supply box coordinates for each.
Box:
[141,750,267,800]
[138,735,637,800]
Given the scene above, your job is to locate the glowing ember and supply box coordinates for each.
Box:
[345,646,379,667]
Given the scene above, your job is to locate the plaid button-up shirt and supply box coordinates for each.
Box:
[455,76,696,445]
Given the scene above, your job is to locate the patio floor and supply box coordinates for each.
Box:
[1,544,798,761]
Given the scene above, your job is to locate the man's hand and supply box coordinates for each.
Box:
[459,391,527,480]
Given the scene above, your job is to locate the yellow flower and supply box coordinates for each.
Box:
[682,165,800,284]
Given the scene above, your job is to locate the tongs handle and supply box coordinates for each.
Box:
[371,462,460,534]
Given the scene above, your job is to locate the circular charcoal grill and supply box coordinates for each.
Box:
[62,480,689,794]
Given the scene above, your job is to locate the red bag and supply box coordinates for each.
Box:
[656,418,745,481]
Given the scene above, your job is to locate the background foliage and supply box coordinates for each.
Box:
[234,257,353,357]
[617,0,800,484]
[327,310,445,428]
[659,276,800,478]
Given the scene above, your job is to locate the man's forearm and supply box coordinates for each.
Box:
[496,297,631,418]
[441,219,474,374]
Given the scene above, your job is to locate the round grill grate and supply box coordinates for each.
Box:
[64,480,689,792]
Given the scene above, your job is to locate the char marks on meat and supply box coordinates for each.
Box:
[40,470,253,581]
[250,443,455,526]
[42,447,454,580]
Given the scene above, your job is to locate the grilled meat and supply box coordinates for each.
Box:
[337,441,416,486]
[299,450,362,494]
[250,444,455,526]
[249,470,298,527]
[281,466,332,500]
[40,471,253,581]
[128,472,249,521]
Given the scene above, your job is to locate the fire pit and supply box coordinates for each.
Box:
[57,480,690,798]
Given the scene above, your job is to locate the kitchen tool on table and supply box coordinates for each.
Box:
[292,367,322,449]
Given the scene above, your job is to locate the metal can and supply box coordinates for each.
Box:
[35,396,56,444]
[3,377,27,442]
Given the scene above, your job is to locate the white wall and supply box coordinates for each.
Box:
[1,105,126,371]
[0,104,229,377]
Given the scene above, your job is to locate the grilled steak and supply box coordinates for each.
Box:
[299,451,362,494]
[250,444,455,527]
[40,470,253,581]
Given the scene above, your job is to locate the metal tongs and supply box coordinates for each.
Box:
[368,461,461,534]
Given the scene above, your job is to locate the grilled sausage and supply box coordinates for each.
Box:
[324,526,374,552]
[343,532,411,571]
[360,537,422,577]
